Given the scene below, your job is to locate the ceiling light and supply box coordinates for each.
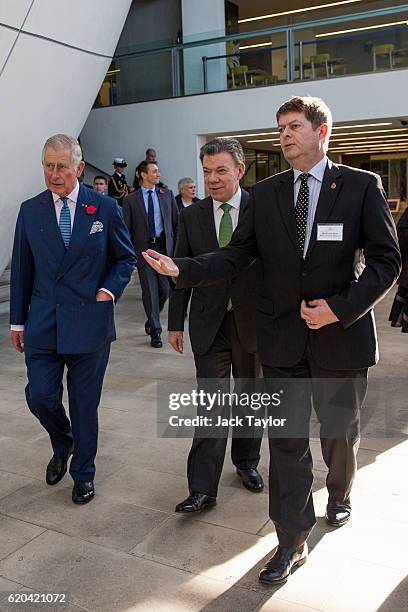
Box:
[330,133,408,143]
[334,150,408,155]
[332,123,392,129]
[240,42,273,50]
[219,132,278,138]
[238,1,363,24]
[316,20,408,38]
[247,138,281,143]
[330,128,408,137]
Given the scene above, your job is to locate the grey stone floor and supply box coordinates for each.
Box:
[0,282,407,612]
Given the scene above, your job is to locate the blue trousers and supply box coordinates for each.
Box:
[24,343,110,482]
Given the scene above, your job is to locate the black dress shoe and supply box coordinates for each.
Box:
[325,503,351,527]
[145,320,151,336]
[175,493,216,513]
[46,448,73,485]
[151,335,163,348]
[72,481,95,504]
[259,543,308,585]
[236,468,264,492]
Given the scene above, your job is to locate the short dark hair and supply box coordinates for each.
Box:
[139,160,157,176]
[93,175,107,183]
[200,137,245,166]
[276,95,332,132]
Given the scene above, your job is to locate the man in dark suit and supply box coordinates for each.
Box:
[10,134,136,504]
[169,138,264,513]
[143,96,401,583]
[123,161,178,348]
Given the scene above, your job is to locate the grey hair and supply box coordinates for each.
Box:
[200,137,245,166]
[178,177,195,192]
[42,134,83,167]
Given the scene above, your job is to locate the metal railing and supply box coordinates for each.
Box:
[94,4,408,107]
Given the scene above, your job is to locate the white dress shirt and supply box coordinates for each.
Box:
[212,186,241,239]
[293,156,330,256]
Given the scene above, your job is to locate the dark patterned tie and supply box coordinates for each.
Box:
[295,173,310,251]
[147,189,156,238]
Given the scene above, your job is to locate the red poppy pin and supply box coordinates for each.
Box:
[84,204,97,215]
[330,182,337,190]
[159,188,165,194]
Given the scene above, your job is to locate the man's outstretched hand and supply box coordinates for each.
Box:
[142,249,180,277]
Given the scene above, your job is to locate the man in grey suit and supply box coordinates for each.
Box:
[123,161,178,347]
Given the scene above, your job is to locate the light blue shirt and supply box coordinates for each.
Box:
[141,186,164,235]
[293,156,330,256]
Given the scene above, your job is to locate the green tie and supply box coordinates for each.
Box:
[218,203,233,310]
[218,203,233,247]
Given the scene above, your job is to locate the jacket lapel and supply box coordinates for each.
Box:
[39,190,66,262]
[276,169,303,257]
[56,185,99,280]
[305,162,343,259]
[156,187,167,230]
[199,197,219,251]
[137,189,149,233]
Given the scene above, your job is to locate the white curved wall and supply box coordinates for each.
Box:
[0,0,132,275]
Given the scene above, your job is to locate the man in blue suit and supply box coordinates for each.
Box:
[10,134,136,504]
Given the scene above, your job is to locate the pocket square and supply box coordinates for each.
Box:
[90,221,103,234]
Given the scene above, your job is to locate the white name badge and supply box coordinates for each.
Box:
[317,223,343,241]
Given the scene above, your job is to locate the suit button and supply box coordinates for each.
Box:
[56,304,60,308]
[301,271,307,277]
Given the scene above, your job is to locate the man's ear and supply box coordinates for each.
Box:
[76,160,85,177]
[319,123,329,143]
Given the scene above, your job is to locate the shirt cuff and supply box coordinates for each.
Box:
[11,325,24,331]
[99,288,115,301]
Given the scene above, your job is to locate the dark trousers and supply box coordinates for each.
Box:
[263,344,367,548]
[187,311,262,497]
[24,343,111,482]
[138,241,169,336]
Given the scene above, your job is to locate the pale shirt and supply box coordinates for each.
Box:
[293,155,330,256]
[11,180,113,332]
[141,185,164,235]
[212,186,241,239]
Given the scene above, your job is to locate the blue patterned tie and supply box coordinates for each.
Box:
[59,197,71,248]
[147,190,156,238]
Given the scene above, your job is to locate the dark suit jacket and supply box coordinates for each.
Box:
[122,186,178,268]
[10,185,136,354]
[168,191,259,355]
[175,194,199,212]
[175,162,401,370]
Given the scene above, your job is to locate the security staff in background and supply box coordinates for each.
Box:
[108,158,130,206]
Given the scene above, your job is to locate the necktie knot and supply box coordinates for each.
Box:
[61,196,68,207]
[299,173,309,184]
[221,202,232,213]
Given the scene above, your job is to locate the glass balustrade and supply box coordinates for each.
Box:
[93,4,408,108]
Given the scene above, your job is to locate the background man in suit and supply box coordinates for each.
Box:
[169,138,264,513]
[143,96,400,583]
[93,175,108,194]
[10,134,136,504]
[123,161,178,348]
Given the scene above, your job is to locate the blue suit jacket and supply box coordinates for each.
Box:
[10,185,136,354]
